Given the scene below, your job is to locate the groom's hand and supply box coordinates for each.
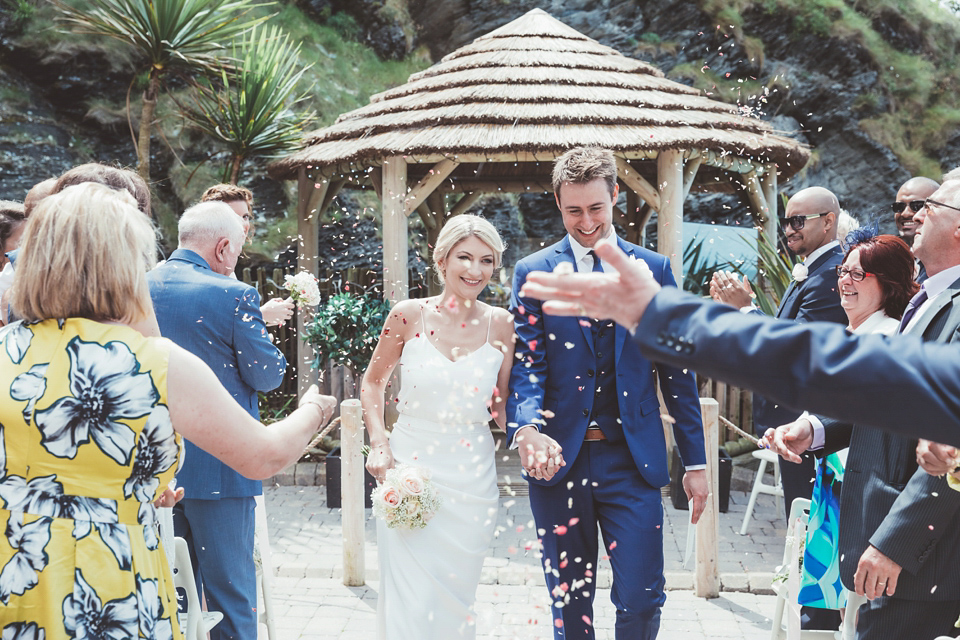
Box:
[683,469,709,524]
[516,427,565,482]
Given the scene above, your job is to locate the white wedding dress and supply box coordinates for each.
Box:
[377,308,502,639]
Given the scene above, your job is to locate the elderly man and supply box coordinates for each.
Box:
[758,179,960,639]
[200,183,294,327]
[148,202,287,640]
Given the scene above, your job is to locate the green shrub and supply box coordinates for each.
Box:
[302,292,392,374]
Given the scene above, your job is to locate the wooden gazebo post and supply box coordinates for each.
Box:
[382,157,409,305]
[296,167,324,397]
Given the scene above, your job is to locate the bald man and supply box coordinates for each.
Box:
[711,187,848,628]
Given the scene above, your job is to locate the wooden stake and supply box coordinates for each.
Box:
[341,399,366,586]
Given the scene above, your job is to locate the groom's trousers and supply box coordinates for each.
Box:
[529,439,665,640]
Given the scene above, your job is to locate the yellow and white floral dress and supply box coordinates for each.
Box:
[0,318,183,640]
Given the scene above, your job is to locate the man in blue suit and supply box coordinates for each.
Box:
[712,187,847,523]
[508,147,707,640]
[148,201,287,640]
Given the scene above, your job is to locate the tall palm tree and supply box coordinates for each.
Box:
[58,0,267,181]
[181,24,313,184]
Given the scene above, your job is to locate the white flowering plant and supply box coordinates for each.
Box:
[283,271,322,307]
[371,464,441,530]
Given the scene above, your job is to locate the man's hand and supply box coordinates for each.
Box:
[153,485,185,508]
[516,427,565,482]
[261,297,295,326]
[854,545,902,599]
[917,439,959,477]
[709,271,754,309]
[520,239,661,330]
[683,469,709,524]
[758,418,814,464]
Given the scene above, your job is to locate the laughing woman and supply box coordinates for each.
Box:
[0,183,335,639]
[361,215,515,640]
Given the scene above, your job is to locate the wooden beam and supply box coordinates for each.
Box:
[657,149,685,287]
[436,179,553,194]
[403,158,458,216]
[449,191,482,217]
[382,156,409,304]
[370,167,383,200]
[682,156,703,200]
[760,165,778,246]
[616,157,661,211]
[741,171,769,231]
[624,189,641,245]
[695,398,720,599]
[296,168,326,398]
[318,178,347,218]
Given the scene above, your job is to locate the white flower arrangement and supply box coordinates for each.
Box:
[372,464,441,530]
[791,262,808,282]
[283,271,322,307]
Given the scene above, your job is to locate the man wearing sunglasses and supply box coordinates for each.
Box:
[892,177,939,282]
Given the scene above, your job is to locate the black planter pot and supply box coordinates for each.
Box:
[670,447,732,513]
[325,446,376,509]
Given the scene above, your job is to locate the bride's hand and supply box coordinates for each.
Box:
[366,443,395,484]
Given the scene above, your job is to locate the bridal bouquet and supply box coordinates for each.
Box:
[372,464,441,530]
[283,271,322,307]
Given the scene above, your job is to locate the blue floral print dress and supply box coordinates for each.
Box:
[0,318,183,640]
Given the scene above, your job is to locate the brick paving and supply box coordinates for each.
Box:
[255,447,788,639]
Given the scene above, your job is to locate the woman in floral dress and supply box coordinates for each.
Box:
[0,183,336,639]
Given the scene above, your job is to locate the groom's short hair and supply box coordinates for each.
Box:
[552,147,618,199]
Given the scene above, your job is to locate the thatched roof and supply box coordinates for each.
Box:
[269,8,808,188]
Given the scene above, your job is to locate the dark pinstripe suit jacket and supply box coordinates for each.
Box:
[820,274,960,601]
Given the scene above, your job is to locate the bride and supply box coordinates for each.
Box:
[361,215,515,639]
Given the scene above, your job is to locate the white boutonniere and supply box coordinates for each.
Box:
[791,262,808,282]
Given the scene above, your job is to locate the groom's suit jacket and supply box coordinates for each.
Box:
[508,236,706,488]
[147,249,287,499]
[819,274,960,601]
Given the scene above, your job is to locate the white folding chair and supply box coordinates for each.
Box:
[770,498,861,640]
[172,537,224,640]
[254,495,277,640]
[741,448,785,535]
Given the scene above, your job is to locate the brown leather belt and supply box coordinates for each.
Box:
[584,426,607,442]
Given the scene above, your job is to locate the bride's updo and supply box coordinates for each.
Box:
[432,214,505,283]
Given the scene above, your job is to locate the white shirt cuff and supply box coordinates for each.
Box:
[508,424,539,449]
[738,303,759,313]
[801,411,826,450]
[684,464,706,471]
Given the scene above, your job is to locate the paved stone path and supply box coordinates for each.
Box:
[257,450,789,639]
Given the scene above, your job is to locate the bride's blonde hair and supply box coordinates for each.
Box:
[432,214,505,283]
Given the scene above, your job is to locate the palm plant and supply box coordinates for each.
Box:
[181,24,314,184]
[730,230,797,316]
[57,0,268,181]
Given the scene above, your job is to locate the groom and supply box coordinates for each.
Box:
[508,147,708,639]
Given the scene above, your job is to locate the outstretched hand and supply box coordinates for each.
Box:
[758,418,814,464]
[916,439,959,476]
[520,239,661,330]
[261,297,295,326]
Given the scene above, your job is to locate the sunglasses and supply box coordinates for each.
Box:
[779,212,828,231]
[892,200,925,214]
[836,266,875,281]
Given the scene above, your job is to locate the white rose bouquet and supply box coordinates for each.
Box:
[283,271,322,307]
[372,464,441,530]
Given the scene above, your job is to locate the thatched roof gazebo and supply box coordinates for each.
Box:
[269,8,809,393]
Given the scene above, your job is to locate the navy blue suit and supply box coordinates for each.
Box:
[752,245,846,517]
[148,249,286,640]
[634,287,960,446]
[509,237,705,639]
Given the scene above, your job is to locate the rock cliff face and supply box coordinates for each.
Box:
[1,0,957,256]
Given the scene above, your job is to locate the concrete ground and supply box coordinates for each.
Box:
[257,450,789,639]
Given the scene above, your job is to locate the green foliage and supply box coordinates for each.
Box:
[2,0,35,30]
[302,292,392,374]
[639,32,662,45]
[180,23,314,183]
[326,10,361,41]
[682,239,726,297]
[57,0,269,71]
[257,391,296,425]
